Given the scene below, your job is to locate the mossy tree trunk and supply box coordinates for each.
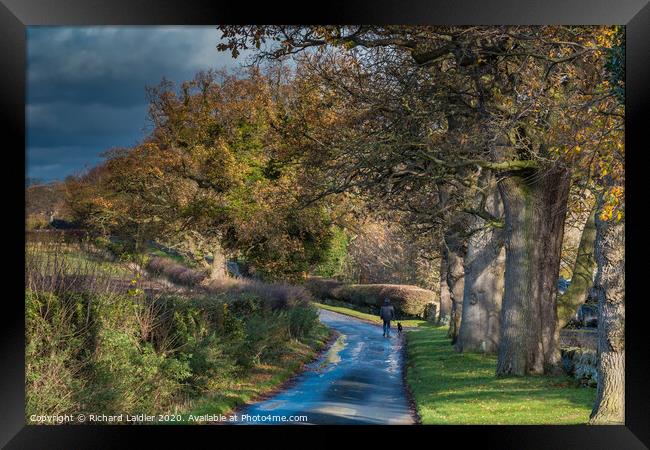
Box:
[496,167,570,375]
[438,251,452,325]
[589,192,625,424]
[444,230,466,344]
[558,204,597,329]
[456,181,505,354]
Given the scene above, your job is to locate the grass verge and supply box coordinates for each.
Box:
[177,324,332,423]
[312,301,431,328]
[405,325,597,424]
[26,239,333,424]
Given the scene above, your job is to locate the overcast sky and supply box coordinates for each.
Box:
[27,26,248,182]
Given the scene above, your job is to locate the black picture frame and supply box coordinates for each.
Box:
[3,1,649,448]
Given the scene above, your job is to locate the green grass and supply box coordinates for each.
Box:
[147,246,197,267]
[26,242,135,278]
[175,324,331,424]
[312,301,431,328]
[405,325,597,424]
[61,249,133,276]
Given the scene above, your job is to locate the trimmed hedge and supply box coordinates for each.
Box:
[305,276,438,318]
[559,329,598,351]
[304,277,344,300]
[203,277,312,310]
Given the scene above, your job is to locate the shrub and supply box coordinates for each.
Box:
[242,312,291,365]
[146,256,208,287]
[26,245,324,419]
[305,276,438,318]
[288,305,320,340]
[176,268,207,286]
[224,293,262,317]
[25,290,84,417]
[93,235,135,259]
[304,276,343,299]
[185,332,237,391]
[88,327,190,414]
[336,284,437,317]
[147,256,314,309]
[146,256,174,275]
[203,277,312,310]
[80,293,188,414]
[245,281,312,310]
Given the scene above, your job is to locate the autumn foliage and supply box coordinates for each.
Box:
[65,69,337,280]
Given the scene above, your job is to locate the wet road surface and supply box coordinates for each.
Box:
[233,309,415,425]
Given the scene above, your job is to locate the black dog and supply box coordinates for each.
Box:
[397,322,403,335]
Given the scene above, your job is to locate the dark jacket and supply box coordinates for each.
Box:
[380,305,395,321]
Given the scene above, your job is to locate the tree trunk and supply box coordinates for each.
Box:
[496,167,570,375]
[456,183,505,354]
[444,230,466,344]
[210,246,227,280]
[558,205,598,329]
[589,194,625,424]
[438,250,452,325]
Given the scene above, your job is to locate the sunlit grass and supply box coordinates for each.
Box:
[406,326,597,424]
[25,241,134,278]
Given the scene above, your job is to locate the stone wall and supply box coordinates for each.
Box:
[559,328,598,386]
[561,347,598,387]
[559,329,598,351]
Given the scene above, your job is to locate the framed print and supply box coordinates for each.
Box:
[2,0,649,447]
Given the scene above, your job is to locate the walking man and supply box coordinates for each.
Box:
[380,298,396,337]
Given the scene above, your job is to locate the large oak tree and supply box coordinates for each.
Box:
[218,25,622,374]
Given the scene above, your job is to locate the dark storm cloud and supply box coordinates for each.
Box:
[27,146,106,180]
[27,26,247,182]
[27,102,148,147]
